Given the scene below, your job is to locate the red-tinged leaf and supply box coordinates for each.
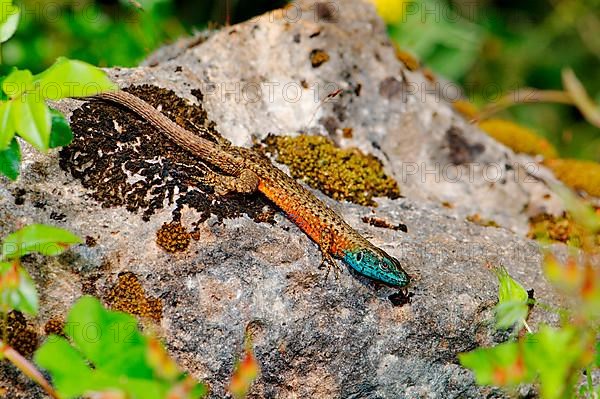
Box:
[0,260,38,315]
[147,336,179,381]
[523,326,594,399]
[543,254,582,292]
[166,375,208,399]
[459,340,533,387]
[0,261,18,289]
[580,264,597,300]
[229,344,260,399]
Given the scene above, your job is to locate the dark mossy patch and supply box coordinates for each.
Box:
[104,272,163,323]
[0,312,39,357]
[260,134,400,206]
[43,317,66,338]
[60,85,274,225]
[156,222,191,253]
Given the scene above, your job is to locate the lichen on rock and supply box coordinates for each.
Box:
[543,158,600,198]
[104,272,163,322]
[479,118,558,159]
[261,134,400,206]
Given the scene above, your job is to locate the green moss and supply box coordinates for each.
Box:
[528,212,600,247]
[479,119,558,159]
[544,158,600,198]
[262,135,400,206]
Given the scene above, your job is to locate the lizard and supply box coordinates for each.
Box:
[84,89,410,288]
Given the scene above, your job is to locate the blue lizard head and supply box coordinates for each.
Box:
[343,247,410,287]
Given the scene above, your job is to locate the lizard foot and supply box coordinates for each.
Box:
[318,252,342,281]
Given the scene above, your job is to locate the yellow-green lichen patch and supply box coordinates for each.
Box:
[394,44,420,71]
[478,119,558,159]
[105,272,163,322]
[0,311,39,357]
[262,135,400,206]
[452,100,479,120]
[156,222,191,253]
[528,212,599,247]
[543,158,600,198]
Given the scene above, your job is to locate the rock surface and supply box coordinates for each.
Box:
[0,0,570,397]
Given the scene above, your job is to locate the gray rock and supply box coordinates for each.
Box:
[0,0,569,397]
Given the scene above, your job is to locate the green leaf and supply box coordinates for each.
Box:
[0,136,19,180]
[0,2,20,43]
[492,266,530,329]
[2,68,33,98]
[0,100,15,150]
[459,341,534,387]
[0,76,7,101]
[48,109,73,148]
[1,224,82,260]
[66,296,154,378]
[0,261,38,315]
[12,93,51,151]
[34,57,117,100]
[495,300,529,330]
[34,336,95,397]
[13,266,37,314]
[494,266,529,304]
[523,326,588,399]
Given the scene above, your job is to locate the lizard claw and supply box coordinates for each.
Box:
[319,253,342,281]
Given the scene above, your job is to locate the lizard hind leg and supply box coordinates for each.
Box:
[192,169,259,196]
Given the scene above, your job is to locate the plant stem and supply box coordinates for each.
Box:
[0,340,60,399]
[2,310,7,343]
[586,365,594,396]
[474,89,573,121]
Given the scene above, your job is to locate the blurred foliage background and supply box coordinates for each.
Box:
[4,0,599,160]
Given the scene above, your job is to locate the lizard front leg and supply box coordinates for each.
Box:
[318,228,342,280]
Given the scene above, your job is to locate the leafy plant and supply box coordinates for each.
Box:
[229,334,260,399]
[0,224,82,398]
[35,296,208,399]
[0,57,116,180]
[0,225,213,398]
[459,188,600,398]
[0,224,81,316]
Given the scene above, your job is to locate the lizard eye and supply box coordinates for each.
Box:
[380,261,389,270]
[356,252,363,263]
